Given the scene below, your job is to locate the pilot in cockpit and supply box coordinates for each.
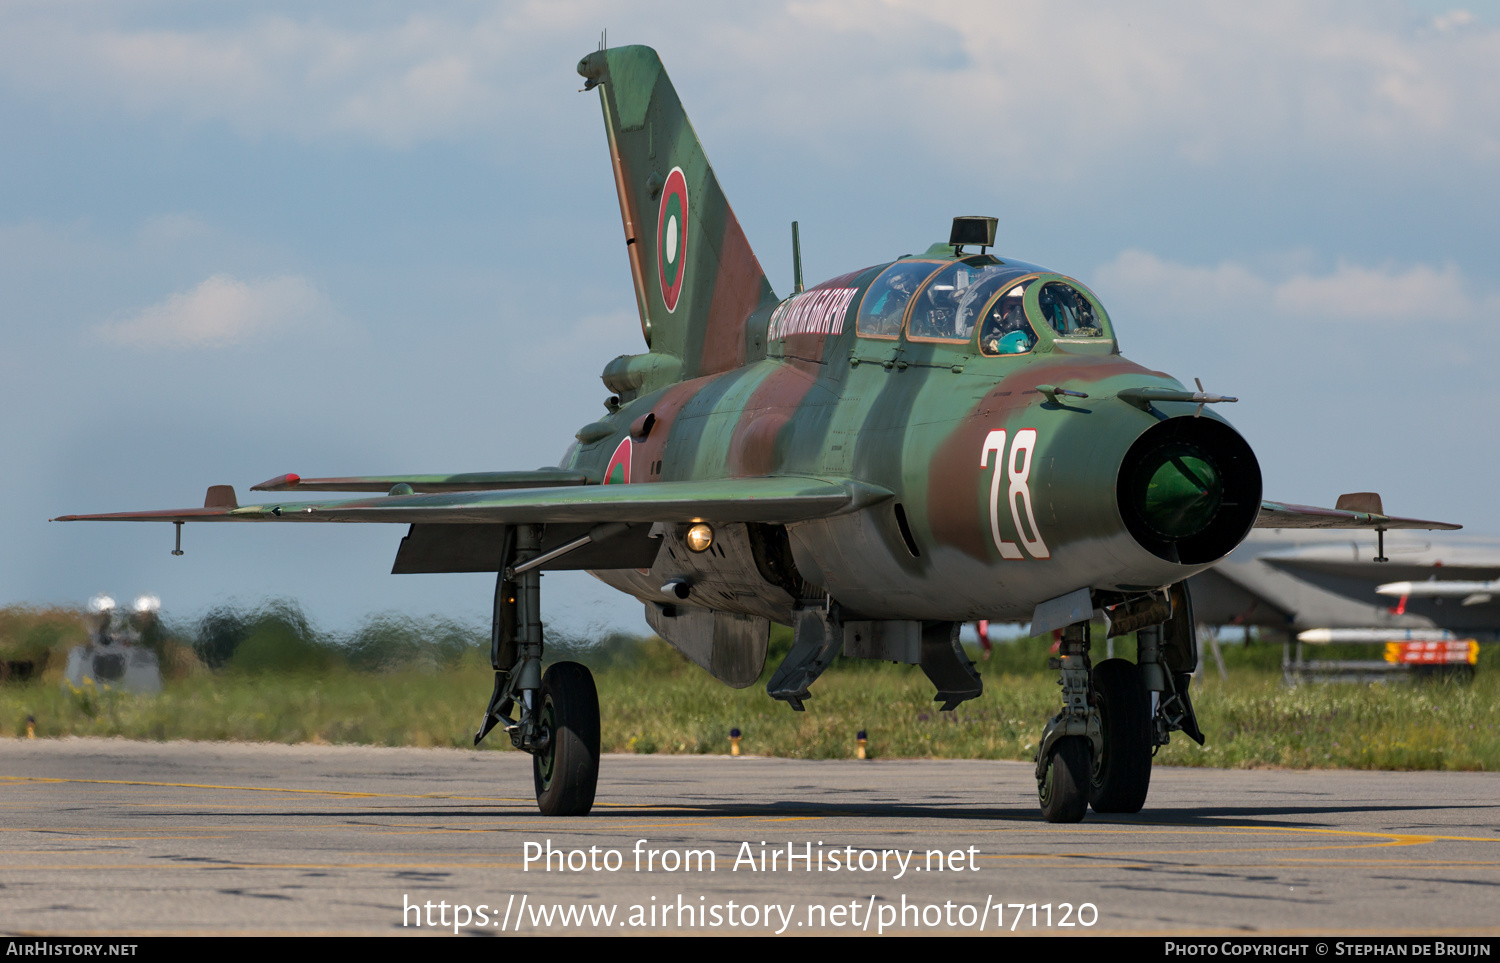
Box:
[863,269,919,336]
[981,285,1034,355]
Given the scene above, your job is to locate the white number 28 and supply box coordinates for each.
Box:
[979,428,1050,560]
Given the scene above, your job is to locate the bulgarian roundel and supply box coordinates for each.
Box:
[604,437,632,485]
[656,166,688,313]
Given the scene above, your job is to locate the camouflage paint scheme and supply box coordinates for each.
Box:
[58,45,1457,669]
[569,45,1454,630]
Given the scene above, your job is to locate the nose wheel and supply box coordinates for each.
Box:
[1037,736,1090,823]
[532,661,601,817]
[1088,658,1152,813]
[1034,622,1098,823]
[1035,624,1157,822]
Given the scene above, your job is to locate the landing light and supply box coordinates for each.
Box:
[686,523,714,553]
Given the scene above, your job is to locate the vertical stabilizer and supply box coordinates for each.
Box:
[578,46,777,381]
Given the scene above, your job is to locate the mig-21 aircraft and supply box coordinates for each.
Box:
[56,45,1460,822]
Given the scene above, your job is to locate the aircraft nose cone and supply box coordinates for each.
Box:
[1140,448,1222,539]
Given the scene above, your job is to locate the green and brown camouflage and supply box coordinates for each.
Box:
[55,44,1462,820]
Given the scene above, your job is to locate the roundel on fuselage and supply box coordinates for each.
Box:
[657,167,688,313]
[604,437,633,485]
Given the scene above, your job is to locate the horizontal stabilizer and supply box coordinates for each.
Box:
[250,469,594,493]
[1255,500,1460,531]
[56,476,892,526]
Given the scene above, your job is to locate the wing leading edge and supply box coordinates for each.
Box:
[249,469,594,493]
[54,476,893,527]
[1256,499,1459,531]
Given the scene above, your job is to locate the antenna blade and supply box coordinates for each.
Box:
[792,221,804,294]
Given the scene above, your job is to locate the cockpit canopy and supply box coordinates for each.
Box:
[854,257,1113,355]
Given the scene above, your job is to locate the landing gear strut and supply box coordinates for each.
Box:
[474,524,601,816]
[1034,583,1205,823]
[1035,622,1099,823]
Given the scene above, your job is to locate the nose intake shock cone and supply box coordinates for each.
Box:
[1118,417,1261,565]
[1141,446,1222,539]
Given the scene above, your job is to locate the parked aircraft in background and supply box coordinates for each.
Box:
[63,594,164,695]
[1193,530,1499,643]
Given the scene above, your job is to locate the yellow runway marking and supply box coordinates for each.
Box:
[34,828,231,834]
[0,774,521,802]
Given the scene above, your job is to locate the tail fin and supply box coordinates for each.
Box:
[578,45,777,381]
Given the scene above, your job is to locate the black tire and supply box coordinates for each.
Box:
[1038,736,1090,823]
[532,662,600,816]
[1090,658,1153,814]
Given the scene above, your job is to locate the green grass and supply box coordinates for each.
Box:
[4,603,1497,770]
[4,637,1498,770]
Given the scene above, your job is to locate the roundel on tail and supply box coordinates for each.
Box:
[656,167,688,313]
[604,437,633,485]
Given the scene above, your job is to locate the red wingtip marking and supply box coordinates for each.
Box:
[286,473,301,485]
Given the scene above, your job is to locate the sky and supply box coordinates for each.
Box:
[2,1,1497,639]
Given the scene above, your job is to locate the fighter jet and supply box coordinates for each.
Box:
[55,45,1459,822]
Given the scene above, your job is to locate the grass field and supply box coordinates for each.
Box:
[3,603,1497,771]
[5,600,1494,774]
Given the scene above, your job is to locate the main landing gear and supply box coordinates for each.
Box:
[1034,585,1204,822]
[474,524,601,816]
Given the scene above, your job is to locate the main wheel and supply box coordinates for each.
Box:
[1038,736,1090,823]
[1090,658,1152,813]
[532,662,600,816]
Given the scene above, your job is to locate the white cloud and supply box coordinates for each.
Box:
[1272,261,1468,320]
[94,274,335,348]
[1095,249,1493,327]
[0,2,1496,171]
[0,6,554,145]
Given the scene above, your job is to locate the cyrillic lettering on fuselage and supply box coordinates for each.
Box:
[768,287,858,341]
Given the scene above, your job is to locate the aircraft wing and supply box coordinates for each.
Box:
[54,476,892,526]
[249,469,594,493]
[1256,500,1460,531]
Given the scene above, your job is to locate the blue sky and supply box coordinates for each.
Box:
[3,1,1497,638]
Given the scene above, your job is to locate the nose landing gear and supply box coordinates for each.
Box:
[1038,735,1091,823]
[1034,622,1100,823]
[1034,583,1204,822]
[1088,658,1152,814]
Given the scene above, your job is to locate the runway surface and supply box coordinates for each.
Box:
[1,738,1497,936]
